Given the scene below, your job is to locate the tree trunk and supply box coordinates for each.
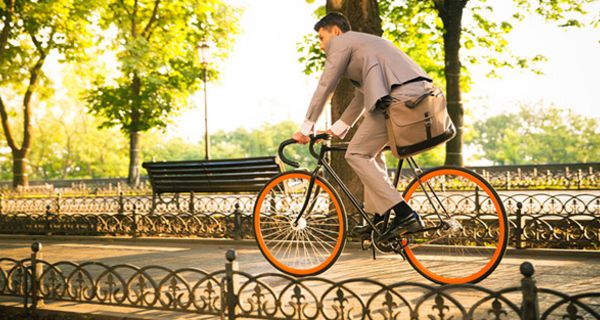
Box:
[128,130,141,186]
[436,0,467,166]
[326,0,382,223]
[128,74,142,186]
[0,44,43,188]
[12,150,28,188]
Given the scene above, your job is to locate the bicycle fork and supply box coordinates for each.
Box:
[293,168,322,227]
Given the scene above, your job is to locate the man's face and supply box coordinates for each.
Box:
[318,26,341,52]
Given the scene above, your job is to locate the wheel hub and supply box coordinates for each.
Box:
[291,217,307,231]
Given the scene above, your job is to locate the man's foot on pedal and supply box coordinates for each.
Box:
[378,212,424,241]
[352,213,384,235]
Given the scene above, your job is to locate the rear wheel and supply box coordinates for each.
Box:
[253,171,346,276]
[402,166,508,284]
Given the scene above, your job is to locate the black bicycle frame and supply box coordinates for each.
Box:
[282,135,449,236]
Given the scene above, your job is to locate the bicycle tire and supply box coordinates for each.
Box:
[253,171,347,276]
[402,166,508,284]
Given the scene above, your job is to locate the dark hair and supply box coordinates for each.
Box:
[313,12,351,32]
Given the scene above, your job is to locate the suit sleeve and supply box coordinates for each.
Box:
[339,89,365,127]
[304,41,351,123]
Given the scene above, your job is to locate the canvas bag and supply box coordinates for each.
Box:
[382,87,456,159]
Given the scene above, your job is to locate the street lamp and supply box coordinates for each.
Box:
[197,40,211,160]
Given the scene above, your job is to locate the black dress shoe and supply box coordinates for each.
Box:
[378,212,424,241]
[353,213,384,235]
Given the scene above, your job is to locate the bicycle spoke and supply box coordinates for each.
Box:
[402,167,507,284]
[254,171,346,276]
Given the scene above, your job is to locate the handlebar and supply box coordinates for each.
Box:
[278,133,331,168]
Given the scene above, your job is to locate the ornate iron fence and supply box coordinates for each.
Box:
[392,162,600,190]
[2,163,599,198]
[1,191,598,248]
[1,192,599,216]
[0,243,598,319]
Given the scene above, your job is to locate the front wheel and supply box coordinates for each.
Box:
[402,166,508,284]
[253,171,347,276]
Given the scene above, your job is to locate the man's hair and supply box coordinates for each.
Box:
[313,12,351,32]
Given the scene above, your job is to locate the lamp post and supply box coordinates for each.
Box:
[198,40,211,160]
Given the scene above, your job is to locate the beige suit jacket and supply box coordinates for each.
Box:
[305,31,430,128]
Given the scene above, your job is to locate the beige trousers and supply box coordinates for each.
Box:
[345,81,434,214]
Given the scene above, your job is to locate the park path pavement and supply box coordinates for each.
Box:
[0,235,599,319]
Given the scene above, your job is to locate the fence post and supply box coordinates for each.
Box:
[233,203,242,240]
[520,262,539,320]
[30,242,42,311]
[225,249,238,320]
[45,205,52,236]
[55,193,61,215]
[474,187,480,214]
[131,204,138,237]
[515,202,523,249]
[118,191,125,215]
[506,171,511,190]
[189,191,195,214]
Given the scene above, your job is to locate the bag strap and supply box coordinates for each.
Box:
[404,88,437,109]
[383,109,401,158]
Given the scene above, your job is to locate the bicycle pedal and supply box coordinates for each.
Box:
[360,235,372,251]
[390,240,407,260]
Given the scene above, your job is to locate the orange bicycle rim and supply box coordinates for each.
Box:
[254,172,345,276]
[403,168,507,284]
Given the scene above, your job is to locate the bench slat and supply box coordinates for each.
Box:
[143,156,283,194]
[147,165,281,175]
[151,172,279,181]
[155,184,267,193]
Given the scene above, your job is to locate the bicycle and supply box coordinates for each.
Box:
[252,133,508,284]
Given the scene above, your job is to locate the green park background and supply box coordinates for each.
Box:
[0,0,599,187]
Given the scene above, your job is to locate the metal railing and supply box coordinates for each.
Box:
[2,163,599,197]
[0,191,598,248]
[0,242,598,319]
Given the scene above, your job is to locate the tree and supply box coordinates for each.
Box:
[86,0,240,185]
[302,0,596,167]
[471,105,600,164]
[380,0,596,166]
[0,0,96,187]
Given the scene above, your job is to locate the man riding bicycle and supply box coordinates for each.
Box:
[292,12,434,240]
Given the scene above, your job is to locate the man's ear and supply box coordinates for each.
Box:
[333,25,343,35]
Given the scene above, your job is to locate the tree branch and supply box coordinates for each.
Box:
[0,95,17,151]
[30,34,47,58]
[131,0,138,37]
[22,32,47,151]
[21,57,44,150]
[142,0,160,40]
[0,0,14,61]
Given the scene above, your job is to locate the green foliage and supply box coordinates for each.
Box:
[384,145,446,169]
[207,121,317,169]
[298,0,596,82]
[0,0,96,87]
[86,0,241,134]
[471,105,600,164]
[29,109,129,179]
[379,0,447,85]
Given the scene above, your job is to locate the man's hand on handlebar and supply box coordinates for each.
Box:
[292,131,310,145]
[293,130,335,145]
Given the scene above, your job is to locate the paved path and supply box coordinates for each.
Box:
[0,235,599,319]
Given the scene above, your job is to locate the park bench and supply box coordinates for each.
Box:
[142,156,284,215]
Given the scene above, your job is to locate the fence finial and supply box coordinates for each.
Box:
[31,242,42,253]
[520,261,539,320]
[226,248,237,262]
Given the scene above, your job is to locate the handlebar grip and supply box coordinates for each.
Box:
[311,133,331,141]
[278,139,300,168]
[309,133,331,159]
